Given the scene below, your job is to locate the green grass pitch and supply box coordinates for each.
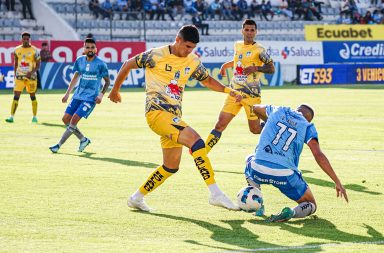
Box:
[0,85,383,252]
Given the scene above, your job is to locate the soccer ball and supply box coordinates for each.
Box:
[237,186,263,212]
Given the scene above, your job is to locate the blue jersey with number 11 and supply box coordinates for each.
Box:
[255,106,318,171]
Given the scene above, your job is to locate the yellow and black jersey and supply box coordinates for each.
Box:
[231,41,272,97]
[14,45,40,79]
[136,45,209,117]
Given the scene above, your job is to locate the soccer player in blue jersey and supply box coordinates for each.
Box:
[244,104,348,222]
[49,37,110,153]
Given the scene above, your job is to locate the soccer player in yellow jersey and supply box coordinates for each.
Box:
[109,25,242,212]
[5,32,41,123]
[205,19,275,154]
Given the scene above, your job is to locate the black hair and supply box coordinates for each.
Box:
[242,19,257,30]
[84,37,96,44]
[177,25,199,44]
[299,104,315,120]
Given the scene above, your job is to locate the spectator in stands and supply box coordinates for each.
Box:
[340,0,358,19]
[100,0,113,19]
[21,0,35,19]
[372,9,382,23]
[260,0,274,21]
[237,0,251,19]
[250,0,262,19]
[194,0,209,20]
[184,0,197,15]
[293,0,305,20]
[222,0,235,19]
[40,42,51,62]
[231,0,242,20]
[308,0,323,20]
[276,0,293,19]
[336,12,352,23]
[312,0,324,14]
[167,0,184,20]
[89,0,102,18]
[113,0,128,20]
[361,10,374,23]
[207,0,223,20]
[192,12,209,35]
[5,0,15,11]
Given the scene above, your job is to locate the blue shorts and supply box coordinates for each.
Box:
[245,160,308,201]
[65,98,95,119]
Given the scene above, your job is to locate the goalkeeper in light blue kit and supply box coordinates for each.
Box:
[245,104,348,222]
[49,37,110,153]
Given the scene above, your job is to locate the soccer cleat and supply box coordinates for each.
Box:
[78,137,91,152]
[31,116,38,123]
[127,196,152,212]
[49,144,60,153]
[5,117,14,123]
[267,207,294,222]
[209,193,240,211]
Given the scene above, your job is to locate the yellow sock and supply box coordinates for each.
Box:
[205,130,222,154]
[138,165,177,195]
[191,147,216,185]
[11,100,18,116]
[32,100,38,116]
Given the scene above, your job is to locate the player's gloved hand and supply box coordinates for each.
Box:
[108,89,121,103]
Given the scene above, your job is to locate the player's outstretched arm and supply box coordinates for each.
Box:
[201,76,242,102]
[220,60,234,77]
[63,72,79,103]
[252,105,268,121]
[307,139,349,202]
[95,76,111,104]
[108,57,138,103]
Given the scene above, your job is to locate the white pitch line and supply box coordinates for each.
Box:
[215,240,384,253]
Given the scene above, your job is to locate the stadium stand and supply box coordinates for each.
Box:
[0,1,52,40]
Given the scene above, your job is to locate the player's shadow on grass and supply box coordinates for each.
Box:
[250,217,384,245]
[41,122,66,128]
[301,169,381,196]
[61,152,159,169]
[215,169,381,196]
[140,212,321,252]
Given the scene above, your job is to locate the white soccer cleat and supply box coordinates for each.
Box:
[78,137,91,152]
[209,193,240,211]
[127,196,152,212]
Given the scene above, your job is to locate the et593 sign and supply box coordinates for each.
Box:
[297,64,384,85]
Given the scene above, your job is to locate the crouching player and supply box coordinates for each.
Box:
[244,104,348,222]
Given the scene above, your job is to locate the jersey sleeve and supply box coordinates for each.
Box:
[305,124,318,144]
[100,61,109,78]
[73,58,80,73]
[259,47,273,65]
[135,49,155,68]
[265,105,278,117]
[190,62,209,81]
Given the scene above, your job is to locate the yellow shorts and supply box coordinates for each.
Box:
[146,110,189,149]
[14,78,37,93]
[221,94,261,120]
